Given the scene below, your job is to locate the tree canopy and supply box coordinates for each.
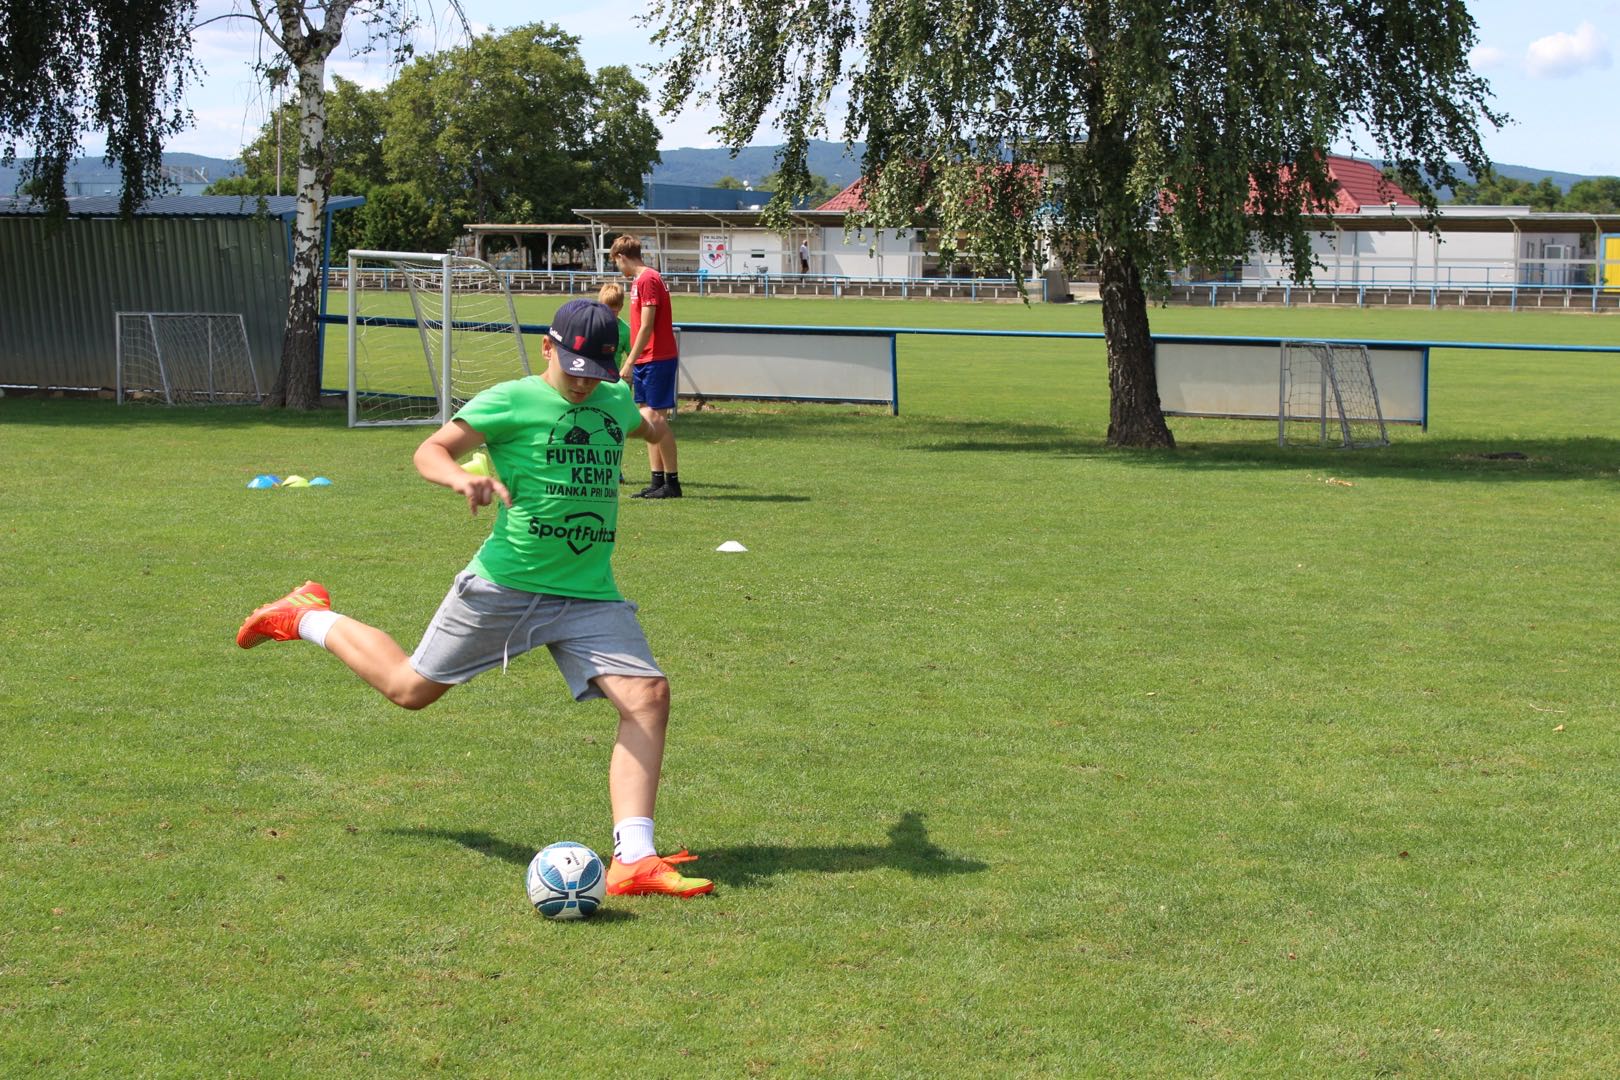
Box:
[1449,171,1620,214]
[214,25,660,251]
[653,0,1503,446]
[384,25,657,233]
[0,0,197,216]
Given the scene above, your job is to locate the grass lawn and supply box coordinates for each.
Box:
[3,300,1618,1076]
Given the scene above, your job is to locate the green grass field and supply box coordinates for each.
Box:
[4,299,1619,1076]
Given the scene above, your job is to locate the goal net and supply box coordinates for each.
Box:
[346,250,531,427]
[115,312,260,404]
[1278,341,1390,448]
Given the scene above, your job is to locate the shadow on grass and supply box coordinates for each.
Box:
[16,397,1606,484]
[908,423,1620,484]
[386,812,986,890]
[697,812,989,888]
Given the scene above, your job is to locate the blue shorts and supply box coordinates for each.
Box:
[632,357,679,411]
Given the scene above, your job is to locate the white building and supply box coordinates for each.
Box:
[1243,205,1615,289]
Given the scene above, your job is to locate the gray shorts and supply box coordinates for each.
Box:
[409,570,664,701]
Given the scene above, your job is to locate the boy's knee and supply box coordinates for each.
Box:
[390,676,449,711]
[621,676,670,717]
[639,677,671,713]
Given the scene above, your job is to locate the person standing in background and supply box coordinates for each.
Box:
[610,235,683,500]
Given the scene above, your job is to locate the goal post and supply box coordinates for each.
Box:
[114,312,260,405]
[345,250,532,427]
[1278,341,1390,448]
[1153,335,1425,434]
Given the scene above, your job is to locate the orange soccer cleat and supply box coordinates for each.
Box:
[605,849,714,898]
[235,581,331,648]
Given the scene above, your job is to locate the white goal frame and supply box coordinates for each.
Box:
[345,249,532,427]
[1278,340,1391,448]
[114,312,259,404]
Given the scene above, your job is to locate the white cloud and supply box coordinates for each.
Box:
[1468,44,1509,70]
[1525,21,1612,78]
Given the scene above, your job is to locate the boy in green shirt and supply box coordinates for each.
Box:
[599,283,633,486]
[598,282,632,368]
[235,299,712,900]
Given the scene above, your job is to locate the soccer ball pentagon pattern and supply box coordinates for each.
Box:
[551,406,623,448]
[526,842,606,920]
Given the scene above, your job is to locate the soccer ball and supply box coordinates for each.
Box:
[526,842,606,920]
[553,406,623,447]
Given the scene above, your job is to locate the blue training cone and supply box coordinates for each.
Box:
[247,474,279,489]
[310,477,332,486]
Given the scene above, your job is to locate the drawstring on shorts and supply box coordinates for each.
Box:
[500,594,566,672]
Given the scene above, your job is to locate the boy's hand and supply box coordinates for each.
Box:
[450,473,512,516]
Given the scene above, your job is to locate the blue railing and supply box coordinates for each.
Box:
[1175,279,1619,311]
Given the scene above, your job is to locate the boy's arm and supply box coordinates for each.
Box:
[414,419,512,516]
[622,300,656,380]
[628,405,668,445]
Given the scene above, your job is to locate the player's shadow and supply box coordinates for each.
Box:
[699,812,987,889]
[384,812,985,890]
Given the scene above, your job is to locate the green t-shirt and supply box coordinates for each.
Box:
[615,317,631,368]
[454,376,643,600]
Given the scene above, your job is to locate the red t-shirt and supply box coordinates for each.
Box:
[629,268,678,363]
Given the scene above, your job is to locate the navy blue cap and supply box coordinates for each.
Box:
[547,298,621,381]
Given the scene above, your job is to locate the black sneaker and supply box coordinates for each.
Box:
[642,478,683,499]
[631,481,663,498]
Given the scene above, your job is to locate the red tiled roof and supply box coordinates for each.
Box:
[1320,155,1419,212]
[816,177,867,212]
[817,154,1416,215]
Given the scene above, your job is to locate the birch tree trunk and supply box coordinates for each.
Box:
[262,0,353,409]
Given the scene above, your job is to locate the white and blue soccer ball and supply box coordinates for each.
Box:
[526,842,606,920]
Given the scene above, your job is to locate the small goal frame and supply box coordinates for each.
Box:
[114,311,260,405]
[1277,340,1391,449]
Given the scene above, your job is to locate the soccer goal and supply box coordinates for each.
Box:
[114,312,260,405]
[1278,341,1390,448]
[346,250,531,427]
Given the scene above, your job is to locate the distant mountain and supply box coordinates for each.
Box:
[1452,161,1598,192]
[650,140,866,190]
[0,152,242,196]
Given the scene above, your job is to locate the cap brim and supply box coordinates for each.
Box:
[554,346,620,382]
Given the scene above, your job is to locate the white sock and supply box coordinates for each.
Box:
[297,609,343,648]
[613,817,655,864]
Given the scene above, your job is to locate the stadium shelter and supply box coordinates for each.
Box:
[0,194,364,392]
[462,223,601,272]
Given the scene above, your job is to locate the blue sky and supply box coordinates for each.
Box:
[168,0,1618,177]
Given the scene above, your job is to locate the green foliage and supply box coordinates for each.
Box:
[204,173,276,197]
[714,175,748,189]
[760,169,844,204]
[232,78,392,200]
[1564,176,1620,214]
[1445,170,1617,212]
[350,180,438,252]
[381,24,659,232]
[0,0,196,215]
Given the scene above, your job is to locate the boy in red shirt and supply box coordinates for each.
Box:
[610,235,683,499]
